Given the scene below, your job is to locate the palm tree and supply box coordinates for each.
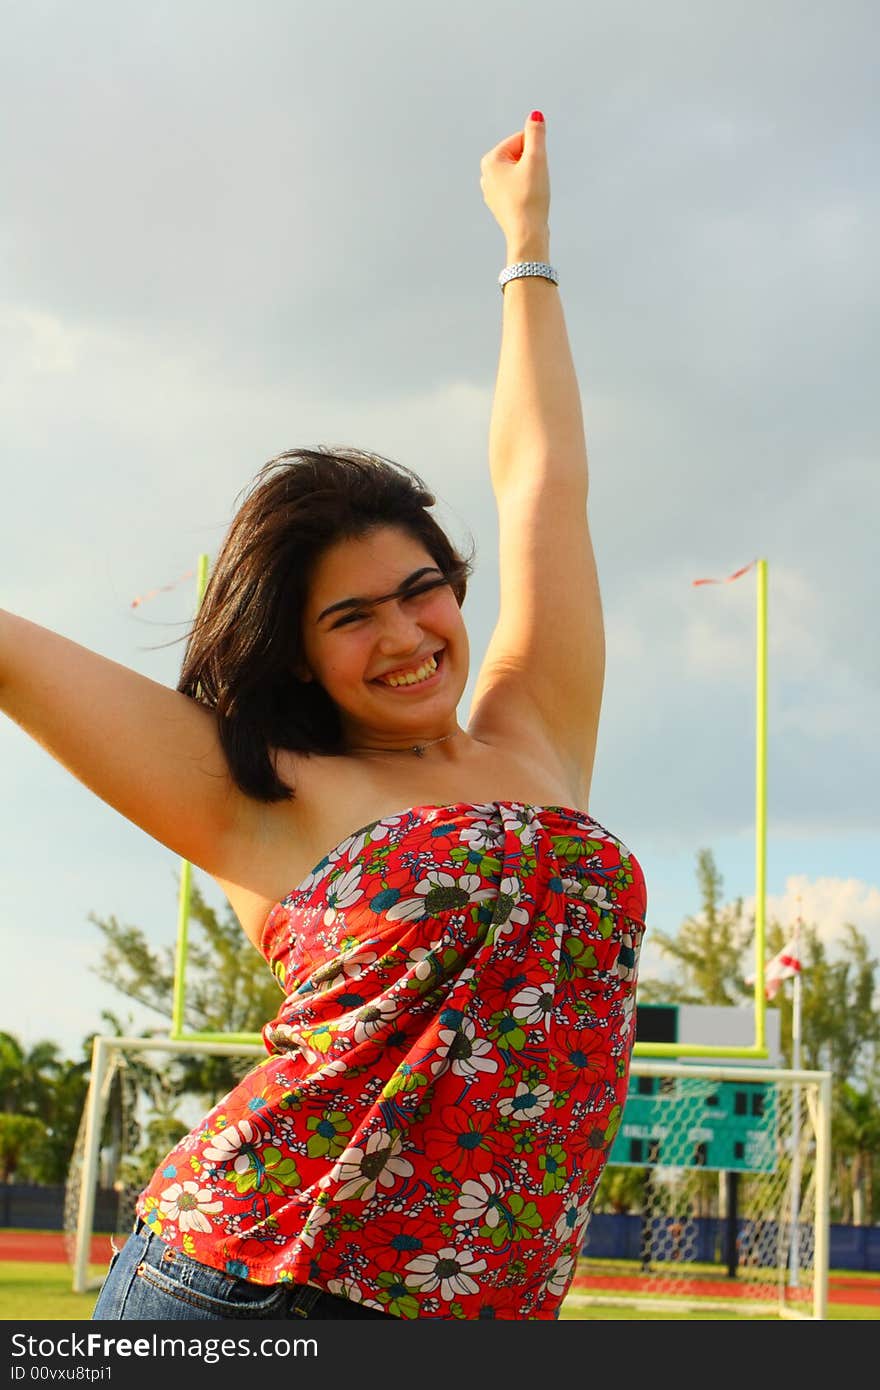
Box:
[835,1082,880,1225]
[0,1031,63,1115]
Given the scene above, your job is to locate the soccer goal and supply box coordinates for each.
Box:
[573,1059,833,1320]
[64,1034,264,1295]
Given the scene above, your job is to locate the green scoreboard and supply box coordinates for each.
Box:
[608,1004,780,1173]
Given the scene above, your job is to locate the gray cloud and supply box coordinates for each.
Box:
[2,0,877,1051]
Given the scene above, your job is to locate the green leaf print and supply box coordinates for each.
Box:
[449,846,503,876]
[383,1064,429,1099]
[550,835,586,864]
[557,935,598,981]
[603,1103,624,1145]
[539,1144,569,1195]
[375,1271,420,1319]
[483,1192,542,1247]
[260,1148,301,1195]
[305,1110,352,1159]
[489,1010,529,1052]
[230,1162,260,1195]
[228,1145,301,1197]
[596,912,616,940]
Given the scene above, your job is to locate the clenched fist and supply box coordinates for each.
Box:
[480,111,551,254]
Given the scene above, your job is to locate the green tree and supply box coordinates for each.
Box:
[0,1032,63,1113]
[0,1032,91,1183]
[636,849,752,1004]
[90,877,282,1098]
[0,1114,47,1182]
[835,1081,880,1226]
[84,878,282,1183]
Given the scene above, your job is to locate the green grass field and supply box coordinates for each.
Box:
[1,1261,877,1321]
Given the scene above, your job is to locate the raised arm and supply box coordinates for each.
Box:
[0,608,258,878]
[468,113,604,799]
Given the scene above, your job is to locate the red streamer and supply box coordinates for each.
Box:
[692,560,756,587]
[131,569,196,608]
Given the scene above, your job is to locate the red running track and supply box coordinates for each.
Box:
[2,1233,879,1307]
[0,1231,112,1266]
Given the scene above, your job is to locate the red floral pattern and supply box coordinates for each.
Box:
[137,801,647,1319]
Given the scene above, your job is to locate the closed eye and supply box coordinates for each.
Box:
[332,609,370,628]
[330,577,450,629]
[401,578,451,602]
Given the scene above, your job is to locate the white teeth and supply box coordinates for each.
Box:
[379,654,439,687]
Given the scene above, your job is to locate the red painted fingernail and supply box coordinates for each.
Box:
[530,110,544,123]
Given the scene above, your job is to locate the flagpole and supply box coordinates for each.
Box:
[788,910,803,1288]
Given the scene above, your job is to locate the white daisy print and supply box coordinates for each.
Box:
[388,870,494,923]
[543,1251,576,1299]
[497,1081,553,1121]
[562,877,612,911]
[322,865,365,925]
[201,1120,258,1167]
[300,1203,333,1248]
[158,1181,223,1233]
[311,948,379,993]
[431,1018,497,1079]
[459,820,504,852]
[352,997,400,1043]
[511,983,554,1028]
[488,876,531,941]
[404,1246,487,1300]
[326,1278,386,1311]
[502,808,538,845]
[321,1129,413,1202]
[453,1174,503,1225]
[297,857,338,895]
[555,1201,580,1241]
[334,817,401,863]
[405,941,443,978]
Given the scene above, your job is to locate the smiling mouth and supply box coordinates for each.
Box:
[372,649,444,688]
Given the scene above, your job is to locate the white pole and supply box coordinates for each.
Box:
[788,918,803,1288]
[813,1069,832,1320]
[73,1036,112,1295]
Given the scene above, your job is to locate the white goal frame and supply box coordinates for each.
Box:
[69,1034,263,1294]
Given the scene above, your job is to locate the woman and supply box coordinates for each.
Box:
[1,111,646,1320]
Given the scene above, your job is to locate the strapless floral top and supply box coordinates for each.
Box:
[137,801,647,1320]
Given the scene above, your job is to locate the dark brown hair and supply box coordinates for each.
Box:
[177,446,475,802]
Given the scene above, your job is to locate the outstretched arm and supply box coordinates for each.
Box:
[468,113,604,799]
[0,608,259,879]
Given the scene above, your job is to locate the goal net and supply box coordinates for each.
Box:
[64,1034,263,1294]
[67,1044,832,1320]
[571,1059,832,1320]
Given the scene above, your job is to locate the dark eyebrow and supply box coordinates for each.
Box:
[316,567,445,624]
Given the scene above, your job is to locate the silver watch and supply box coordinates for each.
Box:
[498,261,559,293]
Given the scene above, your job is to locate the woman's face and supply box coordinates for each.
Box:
[299,525,470,747]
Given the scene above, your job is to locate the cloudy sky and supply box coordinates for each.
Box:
[2,1,877,1057]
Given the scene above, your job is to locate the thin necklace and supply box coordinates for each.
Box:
[348,731,458,758]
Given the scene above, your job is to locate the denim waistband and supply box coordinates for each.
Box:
[131,1215,394,1320]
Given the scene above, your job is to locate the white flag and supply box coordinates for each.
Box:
[746,938,803,1000]
[762,939,802,1001]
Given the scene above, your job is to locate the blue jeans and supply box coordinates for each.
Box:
[92,1218,395,1321]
